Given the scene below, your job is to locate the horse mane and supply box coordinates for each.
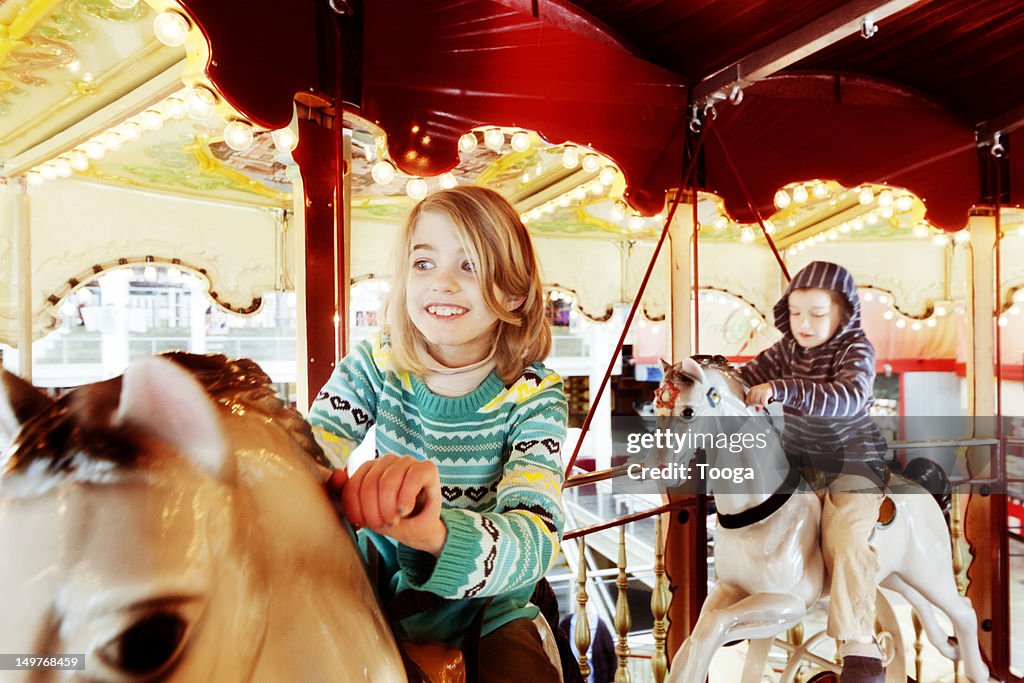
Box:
[2,353,327,480]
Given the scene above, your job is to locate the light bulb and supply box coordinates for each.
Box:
[839,223,851,233]
[913,225,928,238]
[39,165,58,180]
[484,128,504,151]
[895,195,913,212]
[185,87,216,120]
[69,150,89,171]
[1010,304,1021,316]
[118,121,142,140]
[792,185,809,203]
[740,226,755,243]
[859,187,874,205]
[812,183,828,198]
[895,318,906,329]
[370,160,396,185]
[713,215,728,230]
[609,202,626,223]
[628,216,645,231]
[406,178,428,200]
[101,132,122,150]
[163,97,186,119]
[571,187,586,201]
[223,120,254,152]
[880,207,893,219]
[272,127,299,153]
[883,310,894,320]
[934,305,947,317]
[143,266,157,281]
[863,291,874,302]
[764,220,776,234]
[877,189,894,207]
[153,11,190,47]
[167,267,181,280]
[458,133,477,153]
[998,316,1008,327]
[599,166,617,185]
[111,0,138,8]
[911,321,922,331]
[561,146,579,169]
[53,159,72,177]
[954,231,970,244]
[927,318,937,328]
[139,109,164,131]
[83,141,105,159]
[774,189,791,209]
[510,131,530,152]
[932,234,950,247]
[582,154,600,173]
[27,171,43,185]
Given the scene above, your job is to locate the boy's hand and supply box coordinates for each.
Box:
[746,383,774,407]
[342,454,447,556]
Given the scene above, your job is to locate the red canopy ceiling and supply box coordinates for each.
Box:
[179,0,1021,229]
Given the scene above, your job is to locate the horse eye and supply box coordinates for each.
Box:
[682,408,695,420]
[100,612,188,677]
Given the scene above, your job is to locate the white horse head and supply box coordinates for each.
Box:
[0,355,405,682]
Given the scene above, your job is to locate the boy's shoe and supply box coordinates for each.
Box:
[839,654,884,683]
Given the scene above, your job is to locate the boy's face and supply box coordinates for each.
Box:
[405,210,502,366]
[788,288,842,348]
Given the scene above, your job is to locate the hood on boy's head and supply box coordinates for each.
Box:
[773,261,861,340]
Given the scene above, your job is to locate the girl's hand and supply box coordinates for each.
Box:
[342,454,447,556]
[746,383,774,407]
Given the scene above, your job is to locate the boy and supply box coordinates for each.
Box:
[740,261,888,683]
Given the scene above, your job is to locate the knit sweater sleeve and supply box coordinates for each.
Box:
[399,369,568,599]
[307,338,384,469]
[769,339,876,416]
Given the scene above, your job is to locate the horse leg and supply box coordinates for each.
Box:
[894,573,989,683]
[739,637,775,683]
[667,582,746,683]
[668,590,807,683]
[879,575,957,660]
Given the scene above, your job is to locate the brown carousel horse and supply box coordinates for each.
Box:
[0,354,407,681]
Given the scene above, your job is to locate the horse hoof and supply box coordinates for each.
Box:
[839,656,884,683]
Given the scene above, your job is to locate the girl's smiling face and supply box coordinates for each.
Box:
[788,287,842,348]
[405,211,505,367]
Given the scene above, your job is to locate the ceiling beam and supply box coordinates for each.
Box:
[691,0,925,108]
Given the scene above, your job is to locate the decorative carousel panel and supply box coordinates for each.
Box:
[0,0,182,160]
[0,178,279,345]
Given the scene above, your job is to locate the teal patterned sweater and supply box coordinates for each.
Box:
[308,336,567,645]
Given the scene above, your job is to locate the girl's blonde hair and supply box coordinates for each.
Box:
[385,185,551,384]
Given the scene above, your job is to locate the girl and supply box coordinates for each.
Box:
[309,186,567,682]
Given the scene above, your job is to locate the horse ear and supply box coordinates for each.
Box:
[115,356,230,479]
[0,370,54,444]
[680,357,707,384]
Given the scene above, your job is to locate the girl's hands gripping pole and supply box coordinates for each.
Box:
[326,454,447,556]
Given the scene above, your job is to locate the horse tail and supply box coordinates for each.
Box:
[893,458,951,514]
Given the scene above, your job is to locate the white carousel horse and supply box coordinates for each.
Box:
[0,354,406,682]
[655,357,989,683]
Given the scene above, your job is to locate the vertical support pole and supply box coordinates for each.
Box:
[575,537,592,680]
[14,178,32,380]
[668,192,695,363]
[912,610,923,683]
[650,515,669,683]
[614,524,632,683]
[294,118,340,411]
[962,212,1011,678]
[665,197,706,659]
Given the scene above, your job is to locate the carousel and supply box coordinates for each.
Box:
[1,0,1022,681]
